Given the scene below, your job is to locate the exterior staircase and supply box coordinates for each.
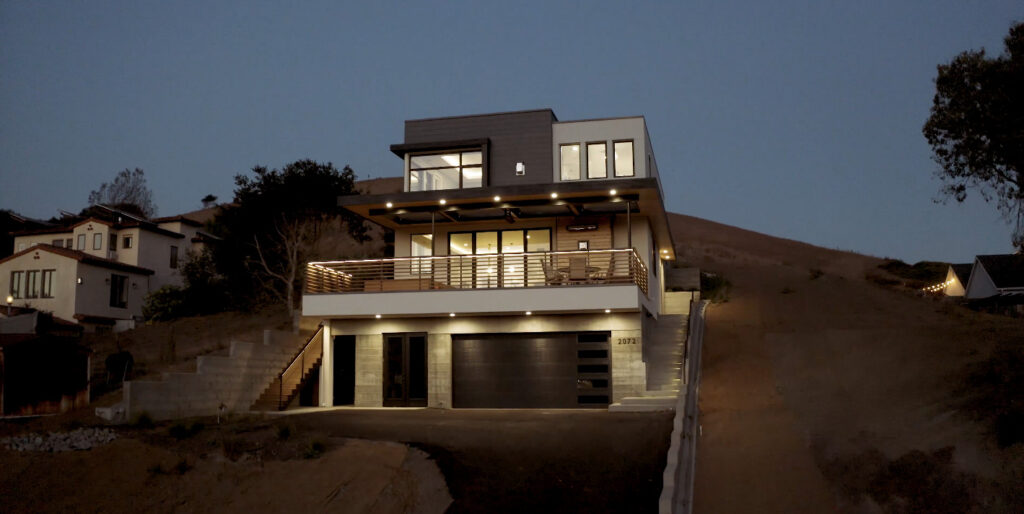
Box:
[96,330,307,422]
[250,325,324,411]
[609,291,693,412]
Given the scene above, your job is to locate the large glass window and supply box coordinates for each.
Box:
[41,270,54,298]
[25,270,39,298]
[560,144,580,180]
[77,234,86,250]
[9,271,23,299]
[614,140,634,177]
[408,150,483,191]
[410,234,433,275]
[587,142,607,179]
[109,274,128,308]
[447,229,552,289]
[93,233,103,250]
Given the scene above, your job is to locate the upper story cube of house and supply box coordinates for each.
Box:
[389,108,659,192]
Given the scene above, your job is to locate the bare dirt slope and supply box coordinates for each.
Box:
[670,212,1024,512]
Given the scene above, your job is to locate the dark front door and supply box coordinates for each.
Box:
[333,335,355,406]
[383,333,427,407]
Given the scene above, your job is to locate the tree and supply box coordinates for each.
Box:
[211,160,366,315]
[88,168,157,218]
[201,194,218,208]
[923,22,1024,249]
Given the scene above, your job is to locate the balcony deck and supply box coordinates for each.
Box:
[302,249,649,318]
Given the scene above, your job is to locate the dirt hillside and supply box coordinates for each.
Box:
[671,212,1024,512]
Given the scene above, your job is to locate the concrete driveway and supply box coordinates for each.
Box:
[285,408,673,513]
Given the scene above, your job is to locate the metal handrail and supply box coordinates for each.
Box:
[305,248,650,296]
[277,324,324,410]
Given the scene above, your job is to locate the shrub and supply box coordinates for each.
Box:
[276,424,293,440]
[303,439,326,459]
[132,412,154,429]
[142,286,187,321]
[700,272,731,303]
[168,422,204,440]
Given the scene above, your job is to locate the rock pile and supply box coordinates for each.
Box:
[2,428,118,452]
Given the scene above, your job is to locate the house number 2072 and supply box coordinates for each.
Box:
[617,337,638,345]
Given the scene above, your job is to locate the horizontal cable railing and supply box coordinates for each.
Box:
[305,249,649,296]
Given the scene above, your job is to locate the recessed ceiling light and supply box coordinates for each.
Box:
[662,249,669,253]
[494,196,501,202]
[609,189,617,195]
[525,311,532,315]
[604,309,611,313]
[550,192,558,199]
[386,202,393,208]
[449,312,456,317]
[375,314,381,319]
[439,199,446,205]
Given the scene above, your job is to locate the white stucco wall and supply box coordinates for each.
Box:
[0,249,78,321]
[135,230,185,289]
[552,117,651,183]
[73,263,149,320]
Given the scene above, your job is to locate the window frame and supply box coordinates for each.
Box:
[109,274,128,308]
[41,269,54,298]
[109,233,118,251]
[77,234,86,250]
[406,149,484,192]
[93,233,103,250]
[587,141,608,179]
[559,143,582,181]
[122,235,133,249]
[170,246,179,269]
[613,140,635,177]
[52,239,64,248]
[25,270,40,299]
[9,271,24,299]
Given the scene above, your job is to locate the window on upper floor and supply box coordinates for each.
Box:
[123,235,133,249]
[109,233,117,251]
[560,144,581,180]
[77,234,86,250]
[65,238,72,248]
[93,233,102,250]
[407,150,483,191]
[614,141,634,177]
[587,142,607,179]
[170,246,179,269]
[52,239,64,248]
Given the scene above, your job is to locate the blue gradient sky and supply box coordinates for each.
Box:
[1,1,1020,263]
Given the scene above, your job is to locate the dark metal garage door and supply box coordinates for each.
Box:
[452,332,610,408]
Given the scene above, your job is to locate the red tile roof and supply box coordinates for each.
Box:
[0,244,154,275]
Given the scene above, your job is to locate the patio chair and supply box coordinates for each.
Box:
[569,257,589,282]
[541,259,566,285]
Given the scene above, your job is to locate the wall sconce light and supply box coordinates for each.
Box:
[515,162,526,175]
[77,277,83,285]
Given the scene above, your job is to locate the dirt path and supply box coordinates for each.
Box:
[694,275,837,513]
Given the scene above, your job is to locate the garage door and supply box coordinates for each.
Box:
[452,332,610,408]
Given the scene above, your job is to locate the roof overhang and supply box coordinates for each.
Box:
[338,178,677,260]
[389,138,490,158]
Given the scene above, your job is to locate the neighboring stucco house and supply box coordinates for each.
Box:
[965,254,1024,301]
[2,209,212,331]
[301,109,688,409]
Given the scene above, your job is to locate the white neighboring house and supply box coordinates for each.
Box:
[3,213,210,331]
[964,254,1024,301]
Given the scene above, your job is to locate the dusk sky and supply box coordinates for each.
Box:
[1,1,1020,264]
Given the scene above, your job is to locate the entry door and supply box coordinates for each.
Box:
[333,335,355,406]
[383,333,427,407]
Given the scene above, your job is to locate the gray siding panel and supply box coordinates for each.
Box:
[404,110,556,187]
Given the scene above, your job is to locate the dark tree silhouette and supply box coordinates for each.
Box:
[923,22,1024,249]
[211,160,366,315]
[88,168,156,218]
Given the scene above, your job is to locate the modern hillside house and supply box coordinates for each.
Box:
[301,109,690,409]
[1,209,213,331]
